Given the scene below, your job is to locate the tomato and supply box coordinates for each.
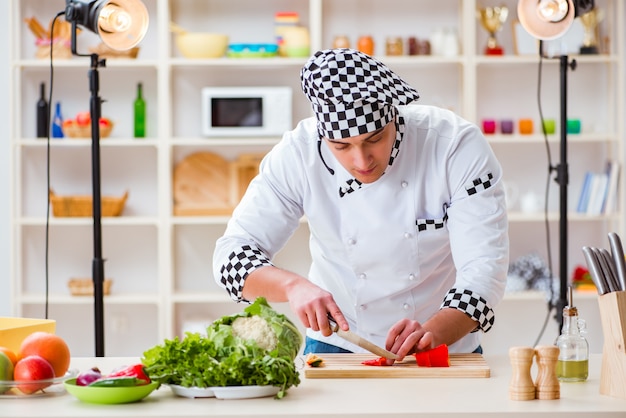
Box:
[99,117,112,127]
[75,111,91,127]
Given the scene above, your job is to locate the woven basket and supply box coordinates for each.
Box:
[49,190,128,217]
[68,278,113,296]
[63,122,113,139]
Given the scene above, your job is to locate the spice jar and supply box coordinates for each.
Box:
[357,35,374,55]
[408,37,419,55]
[385,37,403,56]
[333,35,350,49]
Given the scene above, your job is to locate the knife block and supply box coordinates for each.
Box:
[598,290,626,399]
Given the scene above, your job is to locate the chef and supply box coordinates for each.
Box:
[213,48,509,361]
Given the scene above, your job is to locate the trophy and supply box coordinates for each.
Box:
[579,8,602,55]
[478,6,509,55]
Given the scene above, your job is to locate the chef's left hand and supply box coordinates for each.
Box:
[383,318,434,365]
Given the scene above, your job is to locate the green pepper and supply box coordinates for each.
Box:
[89,376,147,387]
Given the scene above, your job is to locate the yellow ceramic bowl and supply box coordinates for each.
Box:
[175,33,229,58]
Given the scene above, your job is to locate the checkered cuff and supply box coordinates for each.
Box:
[441,288,495,332]
[219,245,273,302]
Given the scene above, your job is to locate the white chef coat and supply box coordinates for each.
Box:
[213,104,509,353]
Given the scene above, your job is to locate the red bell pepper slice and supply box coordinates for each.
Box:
[414,344,450,367]
[361,357,390,366]
[107,363,151,384]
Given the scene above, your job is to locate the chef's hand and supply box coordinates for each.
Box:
[384,318,434,365]
[285,276,348,337]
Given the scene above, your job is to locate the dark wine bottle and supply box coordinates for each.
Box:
[36,82,49,138]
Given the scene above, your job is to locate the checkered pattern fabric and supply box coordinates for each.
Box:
[465,173,494,196]
[300,48,419,139]
[416,215,448,231]
[337,111,406,198]
[219,245,273,302]
[441,288,495,332]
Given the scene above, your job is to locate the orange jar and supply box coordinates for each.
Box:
[357,35,374,56]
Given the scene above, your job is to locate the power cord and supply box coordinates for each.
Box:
[43,11,66,319]
[532,40,558,347]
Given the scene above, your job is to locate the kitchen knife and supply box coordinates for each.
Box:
[608,232,626,291]
[327,315,400,360]
[591,247,619,293]
[582,246,608,295]
[599,248,620,292]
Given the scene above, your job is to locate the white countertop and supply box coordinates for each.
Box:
[2,354,626,418]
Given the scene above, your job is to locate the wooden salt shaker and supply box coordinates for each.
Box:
[509,346,536,401]
[534,345,560,400]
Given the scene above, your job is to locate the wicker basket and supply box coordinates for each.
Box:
[49,190,129,217]
[68,278,113,296]
[63,122,114,139]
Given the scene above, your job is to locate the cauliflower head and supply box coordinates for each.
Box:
[231,315,278,351]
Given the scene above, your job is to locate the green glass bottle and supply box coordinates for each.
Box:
[134,82,146,138]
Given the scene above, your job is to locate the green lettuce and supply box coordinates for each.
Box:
[141,298,302,399]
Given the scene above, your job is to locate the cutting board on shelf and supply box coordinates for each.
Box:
[304,353,490,379]
[173,152,263,216]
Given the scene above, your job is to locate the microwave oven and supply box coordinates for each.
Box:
[201,86,292,137]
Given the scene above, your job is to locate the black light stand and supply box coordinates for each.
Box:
[553,52,577,331]
[70,22,107,357]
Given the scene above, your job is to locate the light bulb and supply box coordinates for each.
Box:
[98,4,132,33]
[536,0,569,23]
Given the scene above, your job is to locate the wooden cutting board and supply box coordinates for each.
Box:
[304,353,490,379]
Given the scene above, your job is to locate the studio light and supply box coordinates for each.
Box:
[65,0,149,51]
[517,0,595,332]
[62,0,149,356]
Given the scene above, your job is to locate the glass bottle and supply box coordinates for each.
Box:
[134,82,146,138]
[555,287,589,382]
[36,82,49,138]
[51,102,64,138]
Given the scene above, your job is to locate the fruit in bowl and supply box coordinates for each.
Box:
[0,333,76,397]
[62,111,114,138]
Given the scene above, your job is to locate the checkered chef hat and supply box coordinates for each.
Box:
[300,48,419,139]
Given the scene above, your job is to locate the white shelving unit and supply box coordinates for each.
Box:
[9,0,624,356]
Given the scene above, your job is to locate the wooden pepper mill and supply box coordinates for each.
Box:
[509,346,536,401]
[535,345,560,400]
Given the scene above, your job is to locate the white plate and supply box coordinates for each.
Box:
[210,385,280,400]
[169,385,215,398]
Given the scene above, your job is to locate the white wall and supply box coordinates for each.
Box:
[1,2,11,316]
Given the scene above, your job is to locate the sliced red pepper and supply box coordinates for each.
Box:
[107,363,151,383]
[414,344,450,367]
[414,351,431,367]
[361,357,390,366]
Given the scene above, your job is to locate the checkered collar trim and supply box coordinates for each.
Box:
[338,110,406,198]
[301,48,419,140]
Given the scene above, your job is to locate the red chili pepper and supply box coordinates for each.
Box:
[361,357,390,366]
[414,344,450,367]
[107,363,151,384]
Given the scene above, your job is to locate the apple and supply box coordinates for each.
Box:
[75,111,91,127]
[0,352,14,394]
[13,355,54,395]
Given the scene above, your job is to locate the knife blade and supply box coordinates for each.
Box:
[591,247,619,293]
[327,315,400,360]
[582,246,608,295]
[608,232,626,291]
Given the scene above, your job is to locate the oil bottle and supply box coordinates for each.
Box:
[555,286,589,382]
